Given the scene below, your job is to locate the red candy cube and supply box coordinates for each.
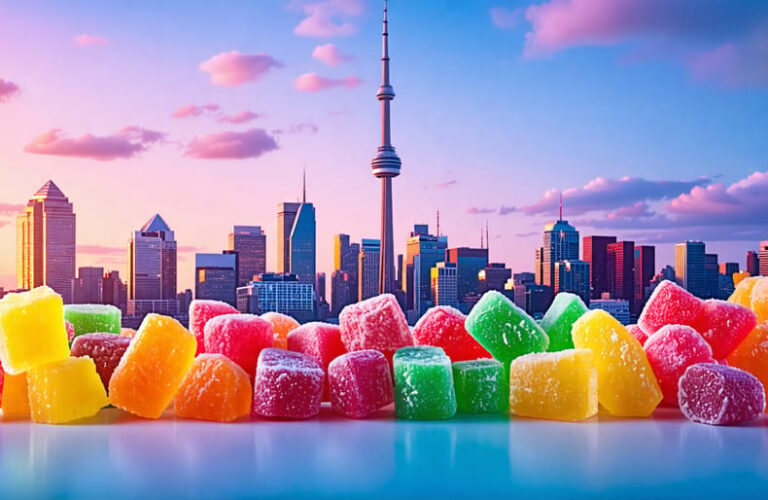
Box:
[71,333,132,390]
[339,294,413,363]
[204,314,275,381]
[412,306,491,362]
[252,348,324,419]
[692,299,757,360]
[328,350,394,418]
[627,324,649,346]
[644,325,714,406]
[65,320,75,343]
[189,300,239,355]
[638,280,702,336]
[287,322,347,400]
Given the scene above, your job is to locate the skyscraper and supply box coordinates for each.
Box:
[554,260,591,304]
[277,175,316,285]
[330,270,352,316]
[431,262,458,308]
[403,225,447,315]
[583,236,616,299]
[334,233,359,297]
[315,272,326,304]
[747,250,760,276]
[237,273,315,323]
[71,266,104,304]
[128,214,178,316]
[16,180,76,303]
[705,253,720,299]
[541,205,579,290]
[358,239,381,301]
[371,1,401,295]
[445,247,488,312]
[760,241,768,276]
[228,225,266,286]
[195,252,238,306]
[634,245,655,312]
[719,262,739,299]
[478,263,512,293]
[277,202,300,274]
[102,270,127,314]
[675,241,706,298]
[607,241,635,308]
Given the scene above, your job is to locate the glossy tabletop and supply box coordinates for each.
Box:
[1,407,767,499]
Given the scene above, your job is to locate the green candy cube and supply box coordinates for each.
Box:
[64,304,121,337]
[452,359,508,414]
[465,291,549,365]
[539,292,588,352]
[394,346,457,420]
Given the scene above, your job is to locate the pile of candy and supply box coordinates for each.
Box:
[1,275,767,426]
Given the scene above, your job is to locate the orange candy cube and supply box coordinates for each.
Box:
[175,354,252,422]
[109,314,196,419]
[728,323,768,395]
[261,312,300,349]
[2,373,30,420]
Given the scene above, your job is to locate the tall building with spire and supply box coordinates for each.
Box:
[372,0,401,295]
[539,195,579,290]
[277,172,316,284]
[16,180,76,303]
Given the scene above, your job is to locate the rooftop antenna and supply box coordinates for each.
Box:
[436,209,441,237]
[480,225,484,249]
[486,220,490,256]
[302,166,307,204]
[559,191,563,222]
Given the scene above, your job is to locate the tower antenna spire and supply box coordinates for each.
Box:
[559,191,563,222]
[436,209,440,237]
[302,167,306,204]
[486,220,490,256]
[480,225,484,249]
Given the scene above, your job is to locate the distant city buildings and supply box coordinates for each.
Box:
[445,247,488,313]
[675,241,706,299]
[634,246,655,314]
[127,214,178,316]
[705,253,720,299]
[102,270,127,314]
[760,241,768,276]
[590,298,631,325]
[747,250,760,276]
[195,252,238,306]
[404,225,447,317]
[583,236,616,299]
[71,266,103,304]
[431,262,458,308]
[332,234,359,313]
[607,241,634,309]
[277,178,316,285]
[539,213,579,290]
[16,180,76,303]
[236,273,315,323]
[359,239,381,301]
[478,263,512,294]
[554,260,590,304]
[228,225,266,286]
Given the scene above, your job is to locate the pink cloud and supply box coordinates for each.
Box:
[436,180,458,189]
[186,128,278,160]
[293,0,363,38]
[688,35,768,88]
[295,72,361,92]
[489,7,522,29]
[605,201,653,220]
[0,79,20,102]
[73,34,108,46]
[77,244,123,255]
[287,122,319,134]
[666,171,768,219]
[23,126,165,161]
[172,103,220,118]
[0,203,24,215]
[312,43,353,66]
[199,51,282,87]
[467,207,495,215]
[218,111,262,124]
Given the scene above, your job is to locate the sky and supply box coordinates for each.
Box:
[0,0,766,294]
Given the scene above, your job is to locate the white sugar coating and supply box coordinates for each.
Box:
[638,280,701,334]
[513,348,593,365]
[394,346,450,366]
[453,358,503,371]
[539,293,584,330]
[679,363,766,425]
[64,303,120,314]
[257,348,324,377]
[339,293,413,351]
[0,285,57,309]
[413,305,465,331]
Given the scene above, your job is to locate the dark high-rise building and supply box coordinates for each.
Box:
[128,214,178,316]
[747,251,760,276]
[540,199,579,290]
[359,239,381,301]
[331,270,352,316]
[534,247,544,285]
[16,180,76,303]
[583,236,616,299]
[514,272,536,286]
[277,202,300,274]
[608,241,635,309]
[278,184,316,285]
[554,260,591,304]
[760,241,768,276]
[705,253,720,299]
[71,266,104,304]
[229,225,266,286]
[445,247,488,311]
[478,263,512,293]
[102,270,127,314]
[634,246,655,314]
[675,241,706,298]
[195,252,238,306]
[431,262,458,308]
[333,234,359,299]
[315,272,326,304]
[514,283,552,318]
[719,262,739,299]
[403,224,447,314]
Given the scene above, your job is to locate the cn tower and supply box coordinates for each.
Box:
[371,0,401,294]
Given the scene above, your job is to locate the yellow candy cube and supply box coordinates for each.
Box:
[2,373,30,420]
[509,349,597,422]
[109,314,197,419]
[0,286,70,375]
[729,277,760,308]
[27,357,109,424]
[572,310,662,417]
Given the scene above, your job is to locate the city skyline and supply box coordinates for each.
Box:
[1,1,767,293]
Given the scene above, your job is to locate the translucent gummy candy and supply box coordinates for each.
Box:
[508,349,598,422]
[750,277,768,323]
[539,293,589,352]
[109,314,197,419]
[393,346,456,420]
[728,276,760,308]
[572,310,662,417]
[692,300,757,359]
[638,280,702,336]
[287,322,347,400]
[175,354,252,422]
[63,304,121,337]
[412,306,491,362]
[644,325,714,406]
[727,323,768,391]
[679,363,765,426]
[627,324,649,345]
[260,312,300,349]
[465,291,549,366]
[71,333,132,390]
[339,294,413,363]
[328,350,394,419]
[2,372,30,420]
[188,299,239,355]
[0,286,70,375]
[252,348,324,420]
[27,356,109,424]
[452,359,508,414]
[204,314,274,380]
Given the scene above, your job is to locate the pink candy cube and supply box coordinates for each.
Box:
[65,320,75,343]
[287,322,347,400]
[412,306,491,362]
[71,333,132,390]
[189,300,239,355]
[252,348,324,419]
[627,324,649,346]
[328,350,394,418]
[644,325,714,406]
[204,313,275,381]
[679,363,766,426]
[339,294,413,364]
[638,280,702,336]
[692,299,757,360]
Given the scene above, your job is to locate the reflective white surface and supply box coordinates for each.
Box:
[1,407,767,498]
